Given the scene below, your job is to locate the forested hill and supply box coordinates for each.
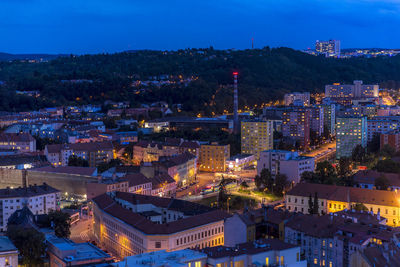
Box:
[1,47,400,114]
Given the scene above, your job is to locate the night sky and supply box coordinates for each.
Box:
[0,0,399,54]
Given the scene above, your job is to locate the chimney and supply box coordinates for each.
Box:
[233,72,239,134]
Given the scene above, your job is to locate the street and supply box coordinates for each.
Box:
[70,217,93,243]
[303,141,336,162]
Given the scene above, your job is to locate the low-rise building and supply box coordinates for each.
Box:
[0,236,18,267]
[354,170,400,191]
[199,143,230,172]
[157,152,197,187]
[284,92,310,106]
[47,234,112,267]
[45,141,114,167]
[0,133,36,152]
[92,192,229,259]
[258,150,314,183]
[201,239,306,267]
[285,183,400,226]
[0,183,60,231]
[113,249,207,267]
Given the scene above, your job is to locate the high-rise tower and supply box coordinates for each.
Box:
[233,72,239,134]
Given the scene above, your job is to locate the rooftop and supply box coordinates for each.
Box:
[200,239,297,258]
[0,236,18,253]
[92,192,230,235]
[287,183,400,207]
[113,249,207,267]
[0,183,59,199]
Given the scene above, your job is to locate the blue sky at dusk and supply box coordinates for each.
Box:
[0,0,399,54]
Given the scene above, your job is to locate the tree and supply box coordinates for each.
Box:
[352,145,366,164]
[97,158,123,173]
[68,155,89,167]
[274,174,288,196]
[48,210,71,238]
[367,133,380,154]
[380,144,395,158]
[374,159,400,174]
[7,225,46,266]
[240,181,249,189]
[301,171,318,184]
[353,203,368,212]
[313,192,319,215]
[217,176,229,210]
[315,161,337,184]
[254,168,274,191]
[337,157,352,178]
[308,194,313,214]
[375,175,390,191]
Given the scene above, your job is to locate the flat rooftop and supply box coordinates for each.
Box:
[113,249,207,267]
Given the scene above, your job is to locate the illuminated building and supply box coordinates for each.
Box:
[285,183,400,226]
[0,183,60,231]
[336,116,367,159]
[284,92,310,106]
[325,80,379,105]
[44,141,114,167]
[315,39,341,57]
[282,109,311,150]
[157,152,197,187]
[317,104,336,136]
[241,120,273,159]
[0,133,36,152]
[380,130,400,152]
[199,143,230,172]
[0,237,18,267]
[367,116,400,142]
[92,192,229,259]
[258,150,314,183]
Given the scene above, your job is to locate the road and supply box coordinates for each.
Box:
[303,141,336,162]
[176,169,257,199]
[70,217,93,243]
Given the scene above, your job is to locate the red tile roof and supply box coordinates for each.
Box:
[0,133,35,142]
[287,183,400,207]
[92,193,230,235]
[46,141,113,154]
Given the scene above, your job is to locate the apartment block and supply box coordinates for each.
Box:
[199,143,230,172]
[45,141,114,167]
[282,109,310,150]
[241,120,273,159]
[325,80,379,105]
[316,40,341,57]
[367,116,400,142]
[0,183,60,231]
[336,116,367,159]
[284,92,310,106]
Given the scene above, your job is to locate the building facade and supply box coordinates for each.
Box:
[282,109,311,150]
[257,150,315,184]
[316,40,341,57]
[336,116,367,159]
[284,92,310,106]
[0,133,36,153]
[380,130,400,152]
[199,143,230,172]
[45,141,114,167]
[285,183,400,226]
[0,184,60,231]
[241,120,273,159]
[92,192,229,259]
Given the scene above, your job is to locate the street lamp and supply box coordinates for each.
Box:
[227,197,231,213]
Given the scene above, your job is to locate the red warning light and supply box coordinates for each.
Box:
[233,72,238,75]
